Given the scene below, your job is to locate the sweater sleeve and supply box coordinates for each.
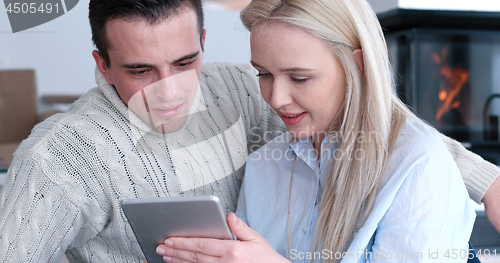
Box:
[0,151,91,262]
[0,117,106,262]
[440,133,500,203]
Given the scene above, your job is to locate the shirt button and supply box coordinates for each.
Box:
[303,227,308,233]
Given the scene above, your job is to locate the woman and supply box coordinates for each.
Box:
[156,0,475,261]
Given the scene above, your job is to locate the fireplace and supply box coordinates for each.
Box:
[380,9,500,164]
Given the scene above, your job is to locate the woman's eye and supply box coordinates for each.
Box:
[291,77,308,83]
[257,72,272,78]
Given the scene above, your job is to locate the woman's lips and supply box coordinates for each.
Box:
[280,112,306,125]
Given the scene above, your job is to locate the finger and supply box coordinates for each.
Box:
[165,237,233,256]
[161,247,220,263]
[227,212,260,242]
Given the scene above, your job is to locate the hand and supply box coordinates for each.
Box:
[156,212,289,263]
[483,176,500,233]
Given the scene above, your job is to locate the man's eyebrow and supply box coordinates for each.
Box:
[121,63,154,69]
[120,51,200,69]
[172,51,200,64]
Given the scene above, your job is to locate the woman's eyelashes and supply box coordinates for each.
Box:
[291,77,308,83]
[257,72,272,78]
[257,72,308,83]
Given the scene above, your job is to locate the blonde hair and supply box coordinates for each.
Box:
[241,0,415,260]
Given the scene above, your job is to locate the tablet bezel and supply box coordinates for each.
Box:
[120,195,233,263]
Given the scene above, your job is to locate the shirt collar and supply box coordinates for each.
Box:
[287,132,340,173]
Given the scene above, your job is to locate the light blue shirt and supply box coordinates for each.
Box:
[236,118,475,262]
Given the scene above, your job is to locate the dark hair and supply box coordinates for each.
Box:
[89,0,204,67]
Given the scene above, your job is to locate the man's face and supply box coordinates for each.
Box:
[93,8,206,133]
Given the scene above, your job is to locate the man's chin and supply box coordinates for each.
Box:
[151,115,188,134]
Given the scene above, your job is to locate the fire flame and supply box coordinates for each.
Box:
[433,47,470,123]
[439,90,447,101]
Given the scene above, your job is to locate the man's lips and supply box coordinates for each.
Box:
[150,104,183,120]
[279,112,306,125]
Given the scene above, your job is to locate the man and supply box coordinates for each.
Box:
[0,0,498,262]
[0,1,280,262]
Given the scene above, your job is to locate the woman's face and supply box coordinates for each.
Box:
[250,22,346,140]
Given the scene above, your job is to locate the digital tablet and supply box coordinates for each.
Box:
[120,196,233,263]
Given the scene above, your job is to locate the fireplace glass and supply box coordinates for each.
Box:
[386,28,500,162]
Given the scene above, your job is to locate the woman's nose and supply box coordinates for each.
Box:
[269,78,293,109]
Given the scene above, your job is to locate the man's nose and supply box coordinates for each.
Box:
[152,71,177,101]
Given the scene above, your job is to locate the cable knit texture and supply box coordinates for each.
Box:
[0,63,284,263]
[440,133,500,203]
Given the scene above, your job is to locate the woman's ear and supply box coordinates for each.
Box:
[352,49,364,75]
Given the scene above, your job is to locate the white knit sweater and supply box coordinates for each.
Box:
[0,63,497,263]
